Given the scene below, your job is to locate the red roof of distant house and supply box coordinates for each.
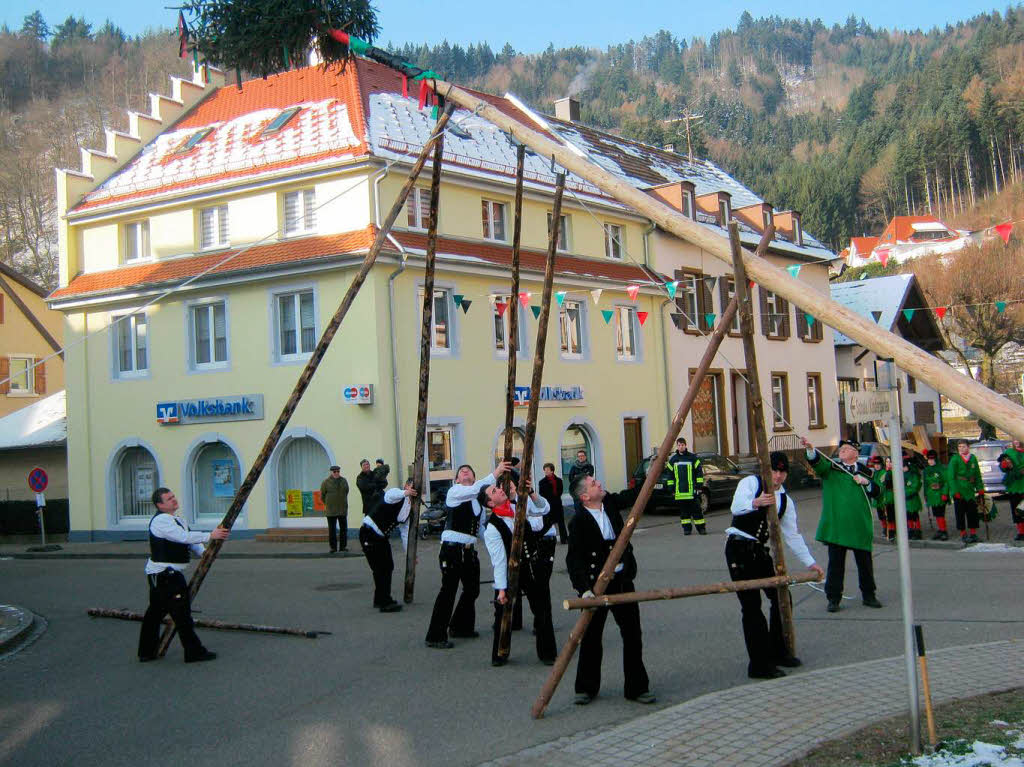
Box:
[849,236,879,258]
[878,216,953,244]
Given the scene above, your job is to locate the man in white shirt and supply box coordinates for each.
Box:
[725,452,824,679]
[425,460,511,649]
[137,487,229,663]
[359,479,417,613]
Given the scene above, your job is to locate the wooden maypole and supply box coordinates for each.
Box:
[501,145,526,481]
[404,106,448,603]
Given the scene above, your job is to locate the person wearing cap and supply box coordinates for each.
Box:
[868,456,889,539]
[320,465,350,553]
[726,452,824,679]
[359,479,417,612]
[669,437,706,535]
[923,450,950,540]
[947,439,984,544]
[902,452,924,541]
[997,440,1024,541]
[801,437,883,612]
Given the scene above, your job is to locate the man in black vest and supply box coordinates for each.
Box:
[480,481,557,666]
[425,460,511,649]
[725,452,823,679]
[359,479,417,612]
[137,487,229,663]
[567,474,655,705]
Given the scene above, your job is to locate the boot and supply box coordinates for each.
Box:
[680,520,692,535]
[934,530,949,541]
[695,524,707,536]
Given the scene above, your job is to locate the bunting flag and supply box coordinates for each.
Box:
[495,301,508,317]
[531,305,541,319]
[670,312,686,330]
[177,11,189,58]
[487,294,497,305]
[637,311,649,326]
[601,309,614,324]
[453,294,464,306]
[518,292,530,307]
[935,307,948,319]
[704,312,716,328]
[876,249,890,267]
[996,301,1007,313]
[871,310,883,323]
[805,313,815,327]
[749,280,755,290]
[555,291,567,306]
[591,288,603,305]
[703,276,717,292]
[902,308,915,322]
[665,281,678,299]
[786,264,802,278]
[995,222,1013,244]
[626,284,640,301]
[461,300,472,314]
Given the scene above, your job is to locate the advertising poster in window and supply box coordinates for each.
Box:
[135,467,155,502]
[301,491,314,515]
[211,459,235,497]
[285,489,303,517]
[313,491,325,512]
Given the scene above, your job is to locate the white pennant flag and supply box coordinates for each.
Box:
[591,288,603,305]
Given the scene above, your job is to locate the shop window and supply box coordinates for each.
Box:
[493,427,526,467]
[560,425,594,483]
[116,446,159,519]
[277,437,330,519]
[192,442,240,520]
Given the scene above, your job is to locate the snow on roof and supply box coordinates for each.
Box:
[0,391,66,450]
[829,274,915,346]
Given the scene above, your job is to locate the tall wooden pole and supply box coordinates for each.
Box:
[728,221,796,657]
[404,108,448,604]
[157,104,455,655]
[497,173,566,660]
[502,145,527,480]
[531,290,741,719]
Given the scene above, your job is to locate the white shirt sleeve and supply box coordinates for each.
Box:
[730,475,759,515]
[780,497,815,568]
[383,487,406,504]
[446,473,496,508]
[484,524,508,591]
[527,494,550,516]
[151,514,210,547]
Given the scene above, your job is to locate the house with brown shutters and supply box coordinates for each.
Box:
[0,262,63,418]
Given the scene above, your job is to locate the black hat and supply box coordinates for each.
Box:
[330,465,341,471]
[375,458,385,464]
[926,449,938,459]
[769,451,789,473]
[838,439,860,450]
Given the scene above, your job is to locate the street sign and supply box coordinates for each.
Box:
[846,391,892,424]
[27,467,48,493]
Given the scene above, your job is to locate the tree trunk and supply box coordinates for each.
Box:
[990,137,1001,195]
[965,148,977,207]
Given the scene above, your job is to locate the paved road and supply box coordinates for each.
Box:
[2,489,1022,767]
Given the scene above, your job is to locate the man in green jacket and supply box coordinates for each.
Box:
[869,456,893,541]
[320,465,350,553]
[801,437,883,613]
[901,452,924,540]
[923,450,950,541]
[947,440,984,544]
[998,439,1024,541]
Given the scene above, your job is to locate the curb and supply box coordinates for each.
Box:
[0,604,39,656]
[0,551,366,561]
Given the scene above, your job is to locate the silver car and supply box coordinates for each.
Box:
[971,440,1010,497]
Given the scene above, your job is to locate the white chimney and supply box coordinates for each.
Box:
[554,97,580,122]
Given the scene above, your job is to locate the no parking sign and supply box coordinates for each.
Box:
[28,467,48,493]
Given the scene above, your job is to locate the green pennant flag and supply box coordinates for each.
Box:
[555,291,567,306]
[461,299,472,314]
[704,312,716,327]
[786,264,802,278]
[601,309,614,324]
[665,281,678,299]
[531,305,541,319]
[996,301,1007,313]
[805,313,815,327]
[453,294,464,306]
[902,308,915,322]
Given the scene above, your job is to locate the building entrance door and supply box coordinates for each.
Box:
[731,372,753,456]
[623,418,643,479]
[692,374,723,454]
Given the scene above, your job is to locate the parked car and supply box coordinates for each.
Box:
[971,440,1010,497]
[626,452,755,516]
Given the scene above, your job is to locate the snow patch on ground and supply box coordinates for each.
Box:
[907,740,1024,766]
[959,544,1024,554]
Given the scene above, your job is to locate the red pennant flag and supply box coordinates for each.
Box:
[935,306,948,319]
[518,292,530,308]
[995,222,1013,244]
[402,75,409,99]
[749,280,755,290]
[626,284,640,302]
[877,248,890,267]
[495,301,508,317]
[177,12,189,58]
[637,311,649,326]
[418,79,430,109]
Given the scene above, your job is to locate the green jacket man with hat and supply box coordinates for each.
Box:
[320,466,350,553]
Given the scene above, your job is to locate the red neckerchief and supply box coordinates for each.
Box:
[492,500,514,518]
[961,454,971,463]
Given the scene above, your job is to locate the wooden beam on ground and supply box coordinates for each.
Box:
[404,107,448,604]
[156,104,455,655]
[88,608,324,638]
[497,172,566,660]
[728,222,796,658]
[430,80,1024,441]
[531,289,741,719]
[562,571,823,610]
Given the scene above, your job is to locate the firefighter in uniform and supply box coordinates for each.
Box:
[998,439,1024,541]
[669,437,705,535]
[923,450,950,540]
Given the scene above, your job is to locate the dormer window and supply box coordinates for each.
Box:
[763,209,773,231]
[719,199,731,226]
[682,190,694,219]
[793,217,803,246]
[173,128,213,155]
[261,107,301,136]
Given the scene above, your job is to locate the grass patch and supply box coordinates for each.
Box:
[785,687,1024,766]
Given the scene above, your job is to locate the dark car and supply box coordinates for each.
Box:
[971,440,1010,497]
[627,452,755,516]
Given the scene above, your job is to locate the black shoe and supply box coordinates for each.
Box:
[573,693,595,705]
[184,650,217,663]
[696,526,707,535]
[748,667,785,680]
[627,691,657,704]
[968,534,980,544]
[933,531,948,541]
[491,657,508,667]
[329,549,337,554]
[775,655,802,668]
[1015,533,1024,542]
[540,657,555,666]
[425,640,454,649]
[827,600,841,613]
[138,654,159,663]
[862,595,883,608]
[379,602,402,613]
[450,630,480,639]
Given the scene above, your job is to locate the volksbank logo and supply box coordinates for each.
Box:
[156,395,264,425]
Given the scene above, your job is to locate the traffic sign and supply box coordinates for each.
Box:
[27,467,49,492]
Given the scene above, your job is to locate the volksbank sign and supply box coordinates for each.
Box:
[156,394,264,425]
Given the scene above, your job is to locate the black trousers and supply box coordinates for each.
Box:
[931,504,947,518]
[677,498,703,528]
[550,507,569,543]
[359,526,395,607]
[425,543,480,642]
[138,568,205,660]
[953,497,980,531]
[725,537,787,673]
[575,576,650,699]
[326,514,348,551]
[824,544,877,603]
[1006,493,1024,523]
[491,547,556,662]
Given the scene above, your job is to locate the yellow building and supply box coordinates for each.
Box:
[50,61,836,540]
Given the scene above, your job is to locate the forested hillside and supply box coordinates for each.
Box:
[3,8,1024,288]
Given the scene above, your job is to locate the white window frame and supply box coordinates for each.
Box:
[604,223,624,259]
[417,285,457,357]
[7,355,35,395]
[682,189,694,219]
[719,199,731,226]
[723,278,740,333]
[271,287,317,364]
[765,290,784,337]
[807,373,823,428]
[199,205,230,250]
[481,199,507,242]
[284,189,317,236]
[547,211,571,252]
[613,305,639,362]
[678,272,700,330]
[559,299,586,360]
[187,298,230,371]
[793,217,803,246]
[123,220,150,263]
[762,209,773,231]
[407,187,431,230]
[771,373,790,430]
[112,312,150,379]
[491,293,527,359]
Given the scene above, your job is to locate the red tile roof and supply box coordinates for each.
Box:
[878,216,950,244]
[849,236,879,258]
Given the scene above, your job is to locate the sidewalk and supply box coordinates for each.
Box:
[0,539,365,559]
[481,639,1024,767]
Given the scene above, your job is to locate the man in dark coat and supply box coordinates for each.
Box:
[356,458,387,517]
[320,465,350,553]
[538,462,568,543]
[567,450,595,500]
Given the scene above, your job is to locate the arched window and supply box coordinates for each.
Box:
[493,427,526,467]
[560,425,593,480]
[115,446,159,519]
[277,437,330,518]
[191,441,241,521]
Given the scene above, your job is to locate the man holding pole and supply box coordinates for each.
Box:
[726,452,824,679]
[359,480,416,612]
[801,438,883,613]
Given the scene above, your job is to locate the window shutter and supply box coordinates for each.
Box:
[719,278,730,315]
[759,288,770,336]
[303,189,316,230]
[284,192,299,232]
[779,296,790,338]
[218,206,229,244]
[795,304,808,339]
[814,315,823,341]
[35,360,45,394]
[0,357,8,394]
[0,293,4,323]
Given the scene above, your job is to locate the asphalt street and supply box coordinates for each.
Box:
[2,488,1022,767]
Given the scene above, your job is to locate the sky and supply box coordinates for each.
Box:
[1,0,1009,52]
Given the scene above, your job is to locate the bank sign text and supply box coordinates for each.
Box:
[157,394,265,425]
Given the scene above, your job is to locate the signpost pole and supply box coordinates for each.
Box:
[26,468,60,552]
[36,493,46,548]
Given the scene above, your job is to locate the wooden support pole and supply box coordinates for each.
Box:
[501,145,527,484]
[88,608,322,638]
[430,80,1024,441]
[497,172,566,660]
[562,571,823,610]
[531,289,741,719]
[404,108,448,604]
[156,104,455,655]
[728,221,796,658]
